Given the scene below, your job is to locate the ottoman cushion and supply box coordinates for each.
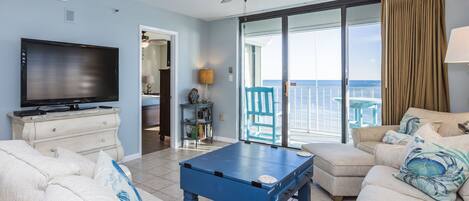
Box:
[302,143,374,177]
[357,141,382,154]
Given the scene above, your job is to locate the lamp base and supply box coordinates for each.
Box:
[202,84,210,102]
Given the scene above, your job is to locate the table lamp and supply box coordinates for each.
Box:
[446,26,469,133]
[445,26,469,64]
[198,68,214,101]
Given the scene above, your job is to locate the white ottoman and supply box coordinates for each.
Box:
[302,143,374,200]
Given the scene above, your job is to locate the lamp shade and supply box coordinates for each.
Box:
[198,68,214,85]
[142,75,155,84]
[446,26,469,64]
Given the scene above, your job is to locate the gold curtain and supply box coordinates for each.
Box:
[381,0,450,125]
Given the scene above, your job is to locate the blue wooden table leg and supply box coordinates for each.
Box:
[183,191,198,201]
[298,181,311,201]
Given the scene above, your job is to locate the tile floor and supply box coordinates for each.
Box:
[125,141,356,201]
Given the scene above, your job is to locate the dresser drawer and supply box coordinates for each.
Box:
[34,114,117,140]
[34,130,117,157]
[81,146,123,162]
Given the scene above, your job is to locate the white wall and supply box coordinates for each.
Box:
[446,0,469,112]
[0,0,208,155]
[142,43,168,94]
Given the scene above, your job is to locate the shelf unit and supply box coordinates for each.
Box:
[180,102,213,148]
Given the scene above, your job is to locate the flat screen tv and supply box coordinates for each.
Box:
[21,38,119,107]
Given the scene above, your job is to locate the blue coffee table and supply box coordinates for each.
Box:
[179,142,314,201]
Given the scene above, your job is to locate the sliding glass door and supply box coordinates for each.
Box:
[241,18,283,145]
[240,1,381,148]
[346,4,382,141]
[288,9,343,147]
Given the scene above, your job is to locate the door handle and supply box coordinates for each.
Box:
[284,81,289,97]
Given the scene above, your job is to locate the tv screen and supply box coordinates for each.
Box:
[21,38,119,107]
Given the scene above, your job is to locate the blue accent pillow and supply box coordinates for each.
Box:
[394,136,469,201]
[94,151,142,201]
[382,130,412,145]
[398,114,422,135]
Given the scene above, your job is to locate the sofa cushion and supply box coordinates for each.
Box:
[0,140,80,201]
[358,185,423,201]
[460,180,469,201]
[56,147,96,178]
[302,143,374,177]
[374,144,406,169]
[363,165,434,201]
[404,107,469,137]
[357,141,382,154]
[45,176,118,201]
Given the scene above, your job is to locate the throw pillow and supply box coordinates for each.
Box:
[398,113,422,135]
[55,147,96,178]
[382,130,412,145]
[394,134,469,201]
[94,151,142,201]
[398,113,442,135]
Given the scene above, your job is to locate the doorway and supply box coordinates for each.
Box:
[140,27,174,155]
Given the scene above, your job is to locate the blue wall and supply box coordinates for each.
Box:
[207,18,239,141]
[0,0,208,156]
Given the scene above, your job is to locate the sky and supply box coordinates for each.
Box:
[248,23,381,81]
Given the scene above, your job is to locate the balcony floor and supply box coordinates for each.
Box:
[244,129,351,148]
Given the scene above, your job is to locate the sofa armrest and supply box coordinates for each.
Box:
[119,164,132,181]
[352,125,400,147]
[374,144,406,169]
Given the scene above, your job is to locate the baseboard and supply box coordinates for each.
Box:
[122,153,141,162]
[213,136,238,143]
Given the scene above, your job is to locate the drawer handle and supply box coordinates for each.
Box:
[52,128,57,132]
[101,139,106,143]
[103,121,108,125]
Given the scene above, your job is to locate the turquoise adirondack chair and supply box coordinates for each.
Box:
[245,87,281,144]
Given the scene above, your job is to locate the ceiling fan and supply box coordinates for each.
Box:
[141,31,168,48]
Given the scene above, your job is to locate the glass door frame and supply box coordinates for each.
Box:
[238,0,381,147]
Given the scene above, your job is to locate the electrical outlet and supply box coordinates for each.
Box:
[219,112,225,121]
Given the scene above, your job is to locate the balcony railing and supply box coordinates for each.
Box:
[267,82,381,135]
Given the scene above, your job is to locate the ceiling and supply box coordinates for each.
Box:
[136,0,330,21]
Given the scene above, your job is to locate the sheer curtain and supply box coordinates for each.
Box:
[381,0,450,125]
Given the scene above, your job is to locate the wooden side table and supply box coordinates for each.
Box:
[180,102,214,147]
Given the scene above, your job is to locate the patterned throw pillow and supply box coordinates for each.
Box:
[398,114,442,136]
[398,114,422,135]
[394,135,469,201]
[382,130,412,145]
[94,151,142,201]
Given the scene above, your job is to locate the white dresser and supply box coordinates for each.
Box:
[8,108,124,161]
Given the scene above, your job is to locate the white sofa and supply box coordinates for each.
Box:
[303,108,469,200]
[358,144,469,201]
[0,140,161,201]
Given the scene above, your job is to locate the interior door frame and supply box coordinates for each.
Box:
[238,0,381,147]
[138,25,179,155]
